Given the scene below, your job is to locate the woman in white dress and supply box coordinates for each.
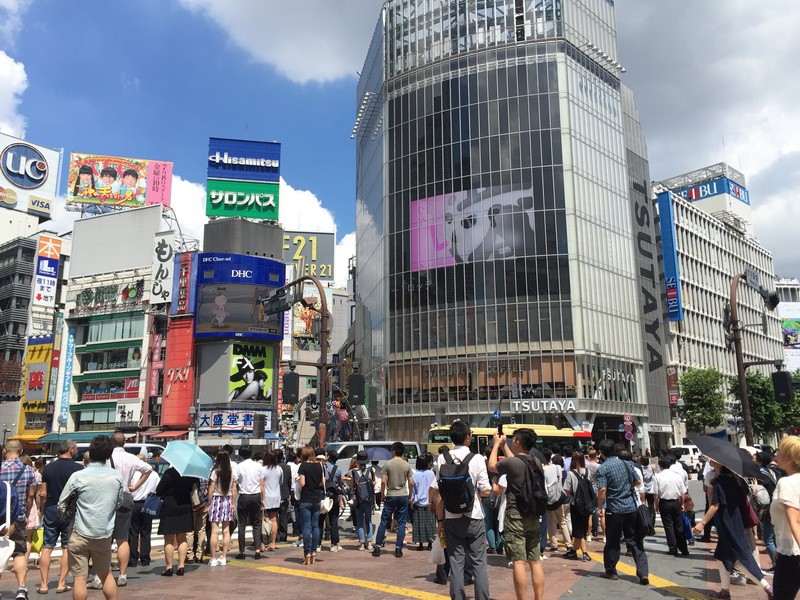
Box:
[261,450,283,552]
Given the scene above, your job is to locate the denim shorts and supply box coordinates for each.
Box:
[43,505,70,549]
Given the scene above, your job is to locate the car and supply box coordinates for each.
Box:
[671,445,702,473]
[324,441,422,479]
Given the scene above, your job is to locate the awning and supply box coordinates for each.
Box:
[145,430,188,440]
[9,434,46,444]
[37,431,115,443]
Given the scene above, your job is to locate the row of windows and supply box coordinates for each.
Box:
[389,300,573,353]
[390,252,571,308]
[79,317,145,345]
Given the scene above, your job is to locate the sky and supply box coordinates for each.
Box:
[1,0,799,282]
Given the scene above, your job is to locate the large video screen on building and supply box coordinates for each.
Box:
[66,153,172,208]
[194,253,285,340]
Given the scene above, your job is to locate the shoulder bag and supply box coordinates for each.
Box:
[625,462,655,538]
[141,493,163,517]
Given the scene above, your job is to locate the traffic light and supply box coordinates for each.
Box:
[773,370,794,405]
[348,372,366,405]
[264,290,294,315]
[282,371,300,404]
[252,414,265,439]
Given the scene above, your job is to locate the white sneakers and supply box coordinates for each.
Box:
[330,545,343,552]
[208,557,227,567]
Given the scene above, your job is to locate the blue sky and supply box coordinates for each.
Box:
[2,1,800,279]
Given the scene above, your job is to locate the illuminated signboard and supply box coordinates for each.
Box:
[0,132,61,218]
[675,176,750,206]
[207,137,281,183]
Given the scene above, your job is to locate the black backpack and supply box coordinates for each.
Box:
[572,471,596,515]
[353,467,374,504]
[515,454,548,517]
[438,451,476,514]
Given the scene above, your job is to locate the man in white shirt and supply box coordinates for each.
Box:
[669,451,690,486]
[653,457,689,556]
[235,447,264,559]
[430,421,491,600]
[108,433,152,587]
[129,465,160,567]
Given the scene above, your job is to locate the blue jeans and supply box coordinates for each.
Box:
[762,518,776,565]
[298,501,321,556]
[482,497,502,551]
[353,501,374,544]
[375,495,408,549]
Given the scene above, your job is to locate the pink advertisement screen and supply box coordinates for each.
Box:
[410,195,456,271]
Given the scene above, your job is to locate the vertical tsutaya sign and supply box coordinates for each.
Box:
[60,327,76,420]
[282,232,335,281]
[657,191,684,321]
[33,235,61,308]
[150,231,175,303]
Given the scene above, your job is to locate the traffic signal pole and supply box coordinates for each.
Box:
[729,273,754,446]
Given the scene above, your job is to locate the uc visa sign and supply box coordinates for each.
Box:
[0,132,61,218]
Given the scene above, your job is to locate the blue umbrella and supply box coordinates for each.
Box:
[161,441,213,479]
[365,447,392,461]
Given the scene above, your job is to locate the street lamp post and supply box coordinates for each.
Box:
[728,272,780,446]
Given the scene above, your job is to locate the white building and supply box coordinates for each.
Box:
[656,163,783,443]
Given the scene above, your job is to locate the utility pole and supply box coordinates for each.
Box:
[728,271,780,446]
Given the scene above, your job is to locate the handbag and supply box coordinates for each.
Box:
[428,536,446,565]
[30,527,44,553]
[320,496,334,515]
[0,482,16,570]
[625,462,655,538]
[141,493,163,517]
[261,510,272,538]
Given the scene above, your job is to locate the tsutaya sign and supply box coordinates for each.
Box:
[511,399,577,413]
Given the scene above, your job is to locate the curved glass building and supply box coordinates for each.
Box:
[354,0,670,444]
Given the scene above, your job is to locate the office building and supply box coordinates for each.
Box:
[353,0,670,445]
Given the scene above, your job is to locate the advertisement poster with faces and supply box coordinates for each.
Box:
[228,342,274,407]
[66,153,173,208]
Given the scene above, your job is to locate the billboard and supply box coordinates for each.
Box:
[66,153,172,208]
[70,204,163,278]
[674,176,750,206]
[0,132,61,218]
[657,191,684,321]
[207,137,280,183]
[206,178,279,220]
[197,408,271,433]
[33,235,61,308]
[283,231,335,280]
[150,231,175,303]
[171,252,197,316]
[228,342,274,406]
[779,302,800,372]
[409,186,536,271]
[161,318,195,427]
[194,253,285,340]
[59,327,76,421]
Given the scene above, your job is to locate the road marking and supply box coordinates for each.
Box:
[587,552,708,600]
[232,561,450,600]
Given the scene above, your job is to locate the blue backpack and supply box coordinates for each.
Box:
[0,469,25,526]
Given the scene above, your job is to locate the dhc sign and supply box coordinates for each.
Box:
[657,191,684,321]
[676,176,750,206]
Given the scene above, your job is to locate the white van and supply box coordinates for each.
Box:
[671,445,701,473]
[74,442,165,462]
[324,441,422,478]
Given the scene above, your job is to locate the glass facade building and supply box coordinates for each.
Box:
[355,0,668,443]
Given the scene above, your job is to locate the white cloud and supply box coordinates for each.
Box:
[616,0,800,276]
[334,231,355,288]
[277,177,337,232]
[177,0,381,83]
[0,50,27,137]
[0,0,31,46]
[168,175,207,245]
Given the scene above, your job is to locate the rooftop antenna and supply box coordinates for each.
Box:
[245,122,249,140]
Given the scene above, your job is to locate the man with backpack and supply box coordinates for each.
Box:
[1,440,37,600]
[488,428,547,600]
[372,442,413,558]
[430,421,491,600]
[345,450,376,550]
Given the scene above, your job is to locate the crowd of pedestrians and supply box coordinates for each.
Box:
[1,427,798,600]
